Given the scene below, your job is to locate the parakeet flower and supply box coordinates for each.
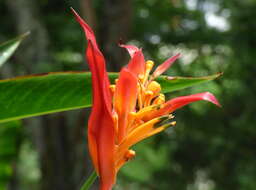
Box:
[72,8,220,190]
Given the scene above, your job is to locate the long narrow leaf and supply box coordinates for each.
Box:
[0,72,221,123]
[156,73,222,93]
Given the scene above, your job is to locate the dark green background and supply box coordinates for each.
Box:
[0,0,255,190]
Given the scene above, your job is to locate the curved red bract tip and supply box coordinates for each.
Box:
[119,43,140,57]
[127,50,145,77]
[143,92,221,121]
[152,53,180,78]
[71,8,99,50]
[168,92,221,108]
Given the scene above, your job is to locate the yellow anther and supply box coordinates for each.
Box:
[115,79,119,84]
[112,111,119,137]
[157,120,176,131]
[115,149,136,171]
[168,114,175,119]
[127,112,137,130]
[162,121,176,129]
[109,85,116,94]
[170,121,176,126]
[129,111,137,118]
[153,93,165,105]
[142,60,155,85]
[138,74,144,81]
[144,90,154,107]
[145,90,154,96]
[137,82,144,109]
[124,149,136,161]
[146,60,154,70]
[144,82,161,107]
[147,81,161,94]
[159,93,165,99]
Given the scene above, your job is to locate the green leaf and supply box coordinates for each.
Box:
[0,72,221,123]
[155,73,223,93]
[0,32,30,67]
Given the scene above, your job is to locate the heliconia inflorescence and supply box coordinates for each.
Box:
[71,8,220,190]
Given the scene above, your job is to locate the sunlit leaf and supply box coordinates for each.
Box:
[0,32,30,67]
[0,72,221,123]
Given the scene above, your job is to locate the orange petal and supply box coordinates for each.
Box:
[114,68,138,142]
[127,50,145,77]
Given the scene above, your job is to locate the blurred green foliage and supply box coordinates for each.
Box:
[0,121,22,189]
[0,0,256,190]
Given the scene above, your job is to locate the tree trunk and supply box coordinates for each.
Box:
[5,0,49,74]
[5,1,84,190]
[100,0,133,71]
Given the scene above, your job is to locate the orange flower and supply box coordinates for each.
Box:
[72,9,220,190]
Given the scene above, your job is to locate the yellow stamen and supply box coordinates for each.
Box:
[115,149,136,171]
[147,81,161,95]
[153,93,165,105]
[144,90,154,107]
[142,60,154,84]
[135,104,162,119]
[138,74,144,81]
[145,90,154,96]
[124,149,136,161]
[143,81,162,106]
[109,85,116,94]
[137,83,145,109]
[127,112,136,130]
[145,121,176,138]
[112,111,119,139]
[117,115,174,159]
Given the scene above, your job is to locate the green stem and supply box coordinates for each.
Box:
[80,171,98,190]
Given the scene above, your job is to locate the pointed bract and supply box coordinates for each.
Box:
[152,53,180,79]
[73,9,116,189]
[127,50,145,77]
[119,43,146,76]
[119,43,140,57]
[71,8,99,50]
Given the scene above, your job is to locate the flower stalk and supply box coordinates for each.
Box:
[80,171,97,190]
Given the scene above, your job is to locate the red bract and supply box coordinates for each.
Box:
[72,8,220,190]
